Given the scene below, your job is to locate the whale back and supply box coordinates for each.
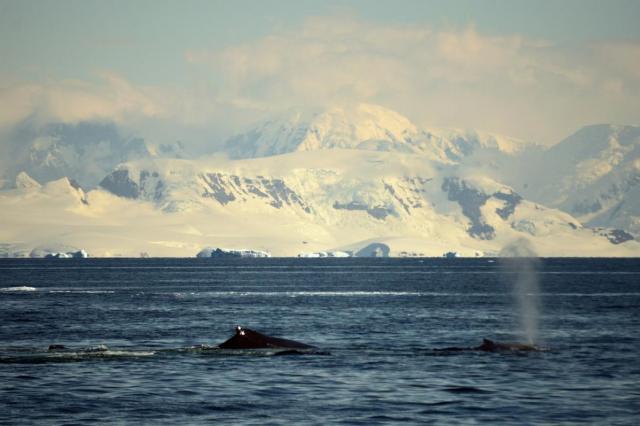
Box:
[476,339,538,352]
[218,326,316,349]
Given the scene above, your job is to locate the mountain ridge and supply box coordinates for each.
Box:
[0,104,638,257]
[0,119,185,190]
[224,103,532,162]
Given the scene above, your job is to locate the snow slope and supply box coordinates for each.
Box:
[505,124,640,236]
[1,149,636,257]
[225,103,530,163]
[1,105,638,257]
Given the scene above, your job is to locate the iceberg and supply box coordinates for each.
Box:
[298,251,352,258]
[196,247,271,258]
[43,249,89,259]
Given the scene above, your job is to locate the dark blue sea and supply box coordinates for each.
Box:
[1,258,639,425]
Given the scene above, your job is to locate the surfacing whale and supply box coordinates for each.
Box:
[436,339,541,353]
[218,326,318,351]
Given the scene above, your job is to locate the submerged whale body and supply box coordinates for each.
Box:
[475,339,539,352]
[436,339,541,353]
[218,326,317,350]
[48,344,66,351]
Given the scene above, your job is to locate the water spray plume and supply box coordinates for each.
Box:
[499,238,541,345]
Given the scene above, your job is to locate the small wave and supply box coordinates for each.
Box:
[84,344,109,352]
[284,291,420,296]
[0,286,37,292]
[0,346,333,363]
[97,350,155,357]
[48,290,115,294]
[177,291,422,297]
[444,386,490,394]
[545,293,640,297]
[195,347,329,357]
[0,349,156,364]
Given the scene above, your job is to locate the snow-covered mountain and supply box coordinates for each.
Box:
[0,120,185,190]
[0,105,638,257]
[498,124,640,236]
[225,104,530,163]
[0,147,629,257]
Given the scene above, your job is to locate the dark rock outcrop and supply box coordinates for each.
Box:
[494,191,523,219]
[100,169,140,199]
[201,173,311,213]
[442,177,495,240]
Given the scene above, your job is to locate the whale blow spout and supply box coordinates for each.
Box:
[218,326,317,350]
[499,238,541,346]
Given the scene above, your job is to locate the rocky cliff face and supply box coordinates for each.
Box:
[200,172,312,213]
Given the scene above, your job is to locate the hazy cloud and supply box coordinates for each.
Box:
[0,73,168,128]
[0,72,267,151]
[186,17,640,144]
[2,17,638,146]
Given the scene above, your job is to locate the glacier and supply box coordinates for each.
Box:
[0,104,638,257]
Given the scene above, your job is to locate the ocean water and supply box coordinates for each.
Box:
[1,258,639,425]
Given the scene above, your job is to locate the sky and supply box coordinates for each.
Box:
[1,0,639,147]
